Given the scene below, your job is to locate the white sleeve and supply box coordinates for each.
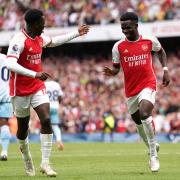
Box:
[6,34,36,77]
[41,34,52,47]
[151,36,161,52]
[112,42,120,64]
[42,30,80,48]
[6,57,36,78]
[7,34,24,59]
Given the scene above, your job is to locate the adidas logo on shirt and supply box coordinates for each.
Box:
[29,47,33,51]
[123,49,128,53]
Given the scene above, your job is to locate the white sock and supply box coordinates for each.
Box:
[0,125,11,154]
[52,125,62,142]
[40,133,53,165]
[141,116,157,157]
[136,124,149,148]
[18,137,31,161]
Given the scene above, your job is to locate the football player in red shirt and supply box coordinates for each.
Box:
[103,12,170,172]
[6,9,89,177]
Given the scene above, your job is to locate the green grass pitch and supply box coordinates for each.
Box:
[0,143,180,180]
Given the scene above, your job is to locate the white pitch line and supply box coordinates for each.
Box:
[7,152,180,159]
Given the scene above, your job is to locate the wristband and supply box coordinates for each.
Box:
[163,67,168,71]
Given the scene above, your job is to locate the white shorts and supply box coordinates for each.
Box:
[12,89,49,118]
[127,88,156,115]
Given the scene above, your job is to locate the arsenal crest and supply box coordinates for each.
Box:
[142,44,148,51]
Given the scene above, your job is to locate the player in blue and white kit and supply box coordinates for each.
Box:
[0,51,13,160]
[45,80,64,150]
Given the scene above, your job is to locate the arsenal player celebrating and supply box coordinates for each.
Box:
[6,9,89,177]
[103,12,170,172]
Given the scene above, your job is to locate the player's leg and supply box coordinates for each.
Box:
[131,110,160,155]
[34,103,56,176]
[128,91,159,158]
[12,96,35,176]
[139,99,156,150]
[0,102,13,161]
[131,110,149,148]
[32,89,56,177]
[17,116,35,172]
[138,88,158,156]
[52,124,64,150]
[0,119,11,161]
[139,98,160,172]
[127,95,150,147]
[50,108,64,150]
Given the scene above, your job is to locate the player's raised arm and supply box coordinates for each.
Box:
[43,24,90,48]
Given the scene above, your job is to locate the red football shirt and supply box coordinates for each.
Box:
[112,35,161,97]
[7,29,51,96]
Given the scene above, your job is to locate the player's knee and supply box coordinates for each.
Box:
[139,111,150,120]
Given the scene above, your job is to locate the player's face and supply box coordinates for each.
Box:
[121,20,138,40]
[34,16,45,36]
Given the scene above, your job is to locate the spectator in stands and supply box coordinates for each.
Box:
[1,0,180,30]
[101,106,115,142]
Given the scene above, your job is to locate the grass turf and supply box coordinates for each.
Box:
[0,143,179,180]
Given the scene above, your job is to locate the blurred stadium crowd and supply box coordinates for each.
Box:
[18,50,178,135]
[1,0,179,137]
[0,0,180,30]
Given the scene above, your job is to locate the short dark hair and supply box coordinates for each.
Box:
[120,12,138,22]
[24,9,43,24]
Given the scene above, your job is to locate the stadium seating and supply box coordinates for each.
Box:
[0,0,180,30]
